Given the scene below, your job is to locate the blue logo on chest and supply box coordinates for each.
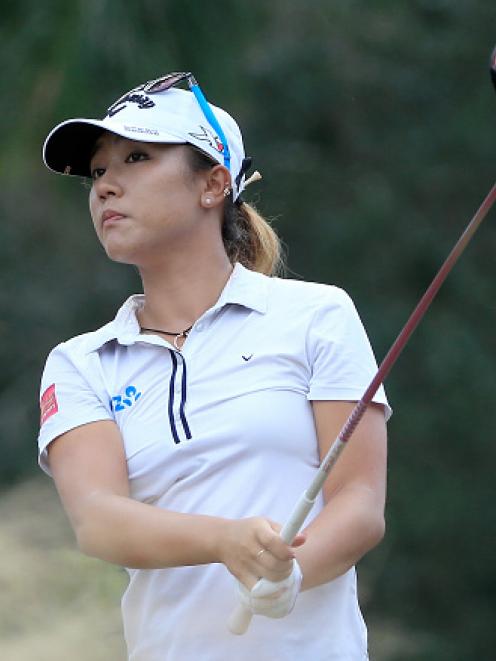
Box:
[111,385,142,412]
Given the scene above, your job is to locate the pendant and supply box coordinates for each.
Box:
[173,331,188,351]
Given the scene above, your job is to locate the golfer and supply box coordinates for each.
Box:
[38,73,391,660]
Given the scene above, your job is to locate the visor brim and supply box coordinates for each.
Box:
[42,119,186,178]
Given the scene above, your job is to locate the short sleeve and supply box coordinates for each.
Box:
[306,288,392,420]
[38,344,113,476]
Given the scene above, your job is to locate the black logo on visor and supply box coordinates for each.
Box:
[107,90,156,117]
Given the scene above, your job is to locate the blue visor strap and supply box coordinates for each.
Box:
[188,78,231,173]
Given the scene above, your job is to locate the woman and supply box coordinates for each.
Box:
[39,73,390,660]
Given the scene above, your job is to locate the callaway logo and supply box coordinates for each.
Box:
[188,125,224,153]
[107,88,155,117]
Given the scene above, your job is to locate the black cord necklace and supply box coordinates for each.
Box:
[140,325,193,350]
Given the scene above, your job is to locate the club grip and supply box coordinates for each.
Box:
[227,489,316,635]
[228,603,253,635]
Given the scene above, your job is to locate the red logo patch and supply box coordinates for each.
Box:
[40,384,58,426]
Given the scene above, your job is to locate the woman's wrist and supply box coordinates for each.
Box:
[207,516,234,565]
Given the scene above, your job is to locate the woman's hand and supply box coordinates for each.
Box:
[217,516,305,590]
[236,559,303,619]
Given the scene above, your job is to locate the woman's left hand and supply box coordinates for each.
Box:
[236,558,303,619]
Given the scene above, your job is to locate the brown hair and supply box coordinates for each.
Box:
[187,147,284,276]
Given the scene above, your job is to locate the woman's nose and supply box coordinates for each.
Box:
[93,170,123,200]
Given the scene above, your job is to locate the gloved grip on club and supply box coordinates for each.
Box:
[228,451,342,635]
[228,494,317,634]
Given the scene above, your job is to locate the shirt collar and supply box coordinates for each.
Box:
[83,263,269,354]
[212,262,269,314]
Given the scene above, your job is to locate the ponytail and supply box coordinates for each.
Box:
[222,199,283,276]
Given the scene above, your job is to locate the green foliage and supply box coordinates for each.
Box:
[1,1,494,656]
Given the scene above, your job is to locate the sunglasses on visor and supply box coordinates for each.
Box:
[110,72,231,172]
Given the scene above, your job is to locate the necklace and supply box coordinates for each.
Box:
[140,324,193,350]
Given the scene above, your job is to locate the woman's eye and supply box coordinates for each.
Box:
[91,167,105,180]
[126,151,148,163]
[89,151,148,179]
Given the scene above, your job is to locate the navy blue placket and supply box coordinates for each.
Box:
[179,357,192,439]
[167,349,192,444]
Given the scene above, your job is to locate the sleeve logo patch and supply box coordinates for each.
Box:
[40,384,59,425]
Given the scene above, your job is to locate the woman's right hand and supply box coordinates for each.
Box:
[217,517,306,590]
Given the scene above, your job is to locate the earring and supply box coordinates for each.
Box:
[223,187,231,197]
[205,197,213,205]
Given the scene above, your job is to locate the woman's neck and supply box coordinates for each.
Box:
[136,250,234,332]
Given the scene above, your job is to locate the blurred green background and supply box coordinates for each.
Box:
[1,1,495,659]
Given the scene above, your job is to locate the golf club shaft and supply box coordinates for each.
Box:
[228,180,496,635]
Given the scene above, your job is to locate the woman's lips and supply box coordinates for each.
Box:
[101,209,125,226]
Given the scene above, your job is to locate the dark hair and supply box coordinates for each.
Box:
[187,147,283,276]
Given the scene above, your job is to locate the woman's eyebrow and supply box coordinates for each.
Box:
[90,134,130,161]
[89,141,102,161]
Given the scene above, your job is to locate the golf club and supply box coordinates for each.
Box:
[228,45,496,635]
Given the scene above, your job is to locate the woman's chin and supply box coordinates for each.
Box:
[103,241,139,265]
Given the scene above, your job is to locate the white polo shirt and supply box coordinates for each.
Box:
[38,263,390,661]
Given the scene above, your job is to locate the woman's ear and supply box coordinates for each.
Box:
[200,164,231,208]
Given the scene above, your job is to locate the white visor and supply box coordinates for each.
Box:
[42,86,249,200]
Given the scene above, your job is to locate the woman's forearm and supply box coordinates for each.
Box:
[74,481,385,582]
[295,485,386,591]
[76,492,226,568]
